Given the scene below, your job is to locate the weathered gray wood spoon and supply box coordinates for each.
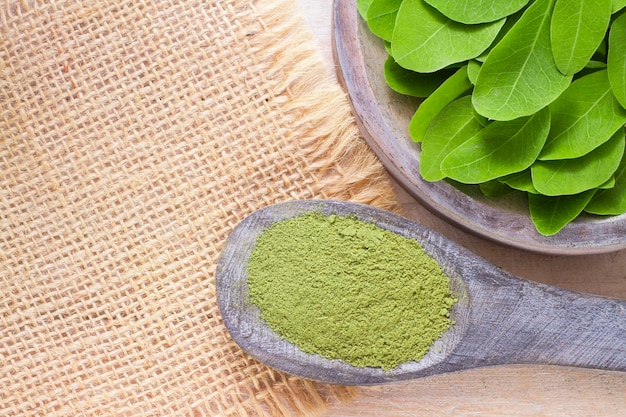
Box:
[216,200,626,385]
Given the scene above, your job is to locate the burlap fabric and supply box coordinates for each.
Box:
[0,0,399,415]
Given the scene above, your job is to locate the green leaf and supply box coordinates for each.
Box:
[592,34,608,62]
[584,60,608,70]
[358,0,376,20]
[608,12,626,109]
[423,0,530,24]
[391,0,506,73]
[409,66,473,142]
[539,70,626,160]
[472,107,489,127]
[467,60,481,85]
[529,190,597,236]
[500,169,539,193]
[612,0,626,13]
[550,0,612,75]
[367,0,403,41]
[532,128,625,195]
[475,8,527,62]
[384,56,453,97]
[585,144,626,214]
[600,176,617,189]
[472,0,573,121]
[479,180,515,198]
[420,96,484,181]
[573,60,608,81]
[441,107,551,184]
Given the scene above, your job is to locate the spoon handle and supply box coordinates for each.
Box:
[451,256,626,373]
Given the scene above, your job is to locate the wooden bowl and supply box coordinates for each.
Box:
[332,0,626,255]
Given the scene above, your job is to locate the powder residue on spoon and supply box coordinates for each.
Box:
[247,211,456,371]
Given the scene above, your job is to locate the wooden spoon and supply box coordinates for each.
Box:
[216,200,626,385]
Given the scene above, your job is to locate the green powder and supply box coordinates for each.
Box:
[247,211,456,371]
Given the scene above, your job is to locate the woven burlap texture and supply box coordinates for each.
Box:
[0,0,398,415]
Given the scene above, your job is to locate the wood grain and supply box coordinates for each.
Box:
[216,200,625,385]
[331,0,626,255]
[321,366,626,416]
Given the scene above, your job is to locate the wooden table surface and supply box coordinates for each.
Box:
[294,1,626,415]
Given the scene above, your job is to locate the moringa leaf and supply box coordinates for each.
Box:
[472,0,573,121]
[612,0,626,13]
[441,107,551,184]
[600,177,617,189]
[479,180,515,197]
[592,35,608,62]
[550,0,612,75]
[467,60,481,85]
[409,66,473,142]
[500,169,539,193]
[539,70,626,160]
[384,56,453,97]
[423,0,529,24]
[366,0,403,41]
[608,12,626,109]
[584,60,608,70]
[467,62,491,126]
[391,0,505,73]
[585,145,626,214]
[532,128,625,196]
[529,190,597,236]
[420,96,484,181]
[472,107,490,127]
[573,60,608,80]
[475,8,527,62]
[358,0,376,20]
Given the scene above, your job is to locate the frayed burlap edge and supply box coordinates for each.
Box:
[250,0,398,211]
[213,1,399,416]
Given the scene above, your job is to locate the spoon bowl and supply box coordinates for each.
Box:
[216,200,626,385]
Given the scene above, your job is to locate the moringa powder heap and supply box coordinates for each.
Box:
[247,211,456,371]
